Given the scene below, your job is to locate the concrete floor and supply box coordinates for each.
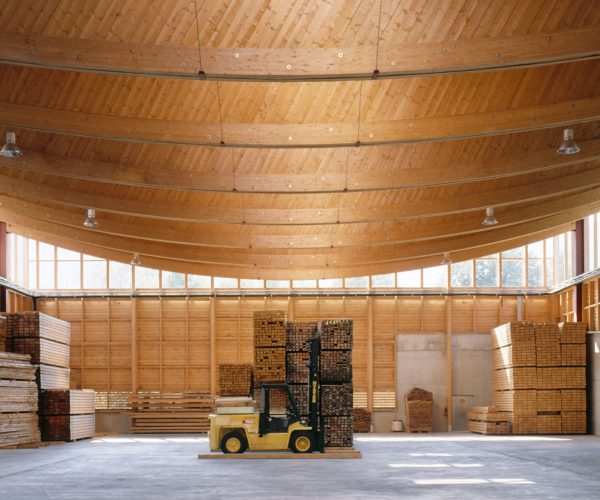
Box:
[1,433,600,499]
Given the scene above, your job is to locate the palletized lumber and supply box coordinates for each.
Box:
[0,352,37,381]
[561,390,586,412]
[353,408,371,433]
[286,321,318,352]
[253,311,286,348]
[286,351,309,384]
[491,390,536,413]
[40,414,95,441]
[537,367,585,389]
[490,322,535,349]
[0,317,7,351]
[218,364,253,397]
[536,390,561,412]
[320,350,352,383]
[253,386,287,412]
[321,384,353,416]
[467,406,511,423]
[323,415,353,447]
[467,420,511,435]
[288,383,308,417]
[10,338,70,368]
[4,312,70,345]
[493,342,536,368]
[511,414,538,434]
[537,414,561,434]
[561,411,586,434]
[534,324,561,367]
[254,347,286,385]
[36,365,70,390]
[561,344,586,366]
[493,367,537,390]
[405,388,433,432]
[558,322,586,344]
[319,320,353,351]
[39,390,95,416]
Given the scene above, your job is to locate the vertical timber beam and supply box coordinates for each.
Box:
[0,221,7,312]
[210,297,217,396]
[446,296,453,432]
[367,296,374,412]
[131,297,138,395]
[575,220,584,322]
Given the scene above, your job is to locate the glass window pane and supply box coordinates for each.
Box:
[345,276,369,288]
[240,279,264,288]
[527,241,544,259]
[480,253,499,259]
[83,261,107,289]
[423,265,448,288]
[319,278,342,288]
[545,259,553,287]
[502,260,524,287]
[293,279,317,288]
[28,239,36,260]
[39,242,55,260]
[83,253,103,261]
[214,277,237,288]
[372,273,395,288]
[28,261,36,289]
[545,238,554,258]
[57,261,81,289]
[135,267,159,289]
[57,248,80,260]
[527,260,543,287]
[109,261,132,289]
[39,261,55,289]
[476,260,498,287]
[588,216,596,271]
[266,280,290,289]
[162,271,185,288]
[502,246,524,259]
[450,261,473,287]
[397,269,421,288]
[188,274,211,288]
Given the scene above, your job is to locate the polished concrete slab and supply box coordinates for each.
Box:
[1,433,600,499]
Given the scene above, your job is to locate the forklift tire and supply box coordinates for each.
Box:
[221,431,248,454]
[290,431,315,453]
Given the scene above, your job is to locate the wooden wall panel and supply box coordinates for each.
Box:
[451,297,474,333]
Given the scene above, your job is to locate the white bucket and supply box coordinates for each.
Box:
[392,420,404,432]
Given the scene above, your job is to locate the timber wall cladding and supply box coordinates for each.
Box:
[35,295,553,408]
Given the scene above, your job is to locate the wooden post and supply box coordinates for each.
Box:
[446,296,453,432]
[575,219,584,322]
[367,296,374,412]
[131,297,138,395]
[0,221,7,312]
[210,297,217,396]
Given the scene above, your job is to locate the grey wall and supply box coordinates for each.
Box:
[394,332,493,432]
[95,412,130,434]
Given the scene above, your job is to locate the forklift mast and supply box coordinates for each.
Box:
[307,337,324,452]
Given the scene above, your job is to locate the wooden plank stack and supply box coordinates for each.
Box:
[218,364,253,397]
[39,390,96,441]
[353,408,371,433]
[0,316,7,351]
[253,311,286,387]
[406,387,433,432]
[285,321,317,418]
[489,321,587,434]
[4,312,70,390]
[128,392,215,433]
[319,319,353,447]
[467,406,511,435]
[0,352,41,448]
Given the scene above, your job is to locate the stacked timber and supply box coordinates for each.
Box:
[406,387,433,432]
[489,321,587,434]
[467,406,511,435]
[319,319,353,447]
[353,408,371,433]
[218,364,253,397]
[285,321,318,418]
[0,316,6,351]
[39,390,95,441]
[0,352,41,448]
[5,312,70,390]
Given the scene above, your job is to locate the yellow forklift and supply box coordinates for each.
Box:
[209,338,323,454]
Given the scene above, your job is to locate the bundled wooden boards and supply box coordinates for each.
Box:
[38,390,96,442]
[39,390,95,415]
[40,414,95,442]
[218,364,253,397]
[488,321,587,434]
[406,387,433,432]
[254,311,286,390]
[0,317,6,351]
[285,321,317,419]
[0,352,41,448]
[353,408,371,433]
[467,406,511,435]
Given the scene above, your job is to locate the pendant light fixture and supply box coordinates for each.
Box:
[83,208,99,228]
[130,253,141,266]
[557,128,580,155]
[441,252,452,265]
[0,131,23,158]
[482,207,498,226]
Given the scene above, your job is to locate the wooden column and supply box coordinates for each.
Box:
[131,297,138,394]
[446,296,453,432]
[367,296,374,412]
[575,219,584,322]
[0,221,7,312]
[209,297,217,396]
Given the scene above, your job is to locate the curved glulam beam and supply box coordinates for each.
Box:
[1,165,598,225]
[0,28,598,81]
[3,138,600,194]
[1,97,599,147]
[6,219,574,280]
[1,188,598,249]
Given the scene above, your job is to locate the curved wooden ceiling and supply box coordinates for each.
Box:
[0,0,599,279]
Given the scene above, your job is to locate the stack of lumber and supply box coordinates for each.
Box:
[128,392,215,433]
[467,406,511,435]
[39,390,95,441]
[253,311,286,387]
[353,408,371,433]
[406,387,433,432]
[320,319,353,447]
[0,316,6,351]
[489,321,587,434]
[0,352,41,448]
[285,321,317,418]
[218,364,253,397]
[4,312,70,390]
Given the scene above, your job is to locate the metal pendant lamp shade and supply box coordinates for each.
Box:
[0,131,23,158]
[130,253,141,266]
[83,208,99,228]
[482,207,498,226]
[441,252,452,265]
[557,128,580,154]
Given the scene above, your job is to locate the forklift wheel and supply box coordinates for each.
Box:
[221,431,248,454]
[290,432,315,453]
